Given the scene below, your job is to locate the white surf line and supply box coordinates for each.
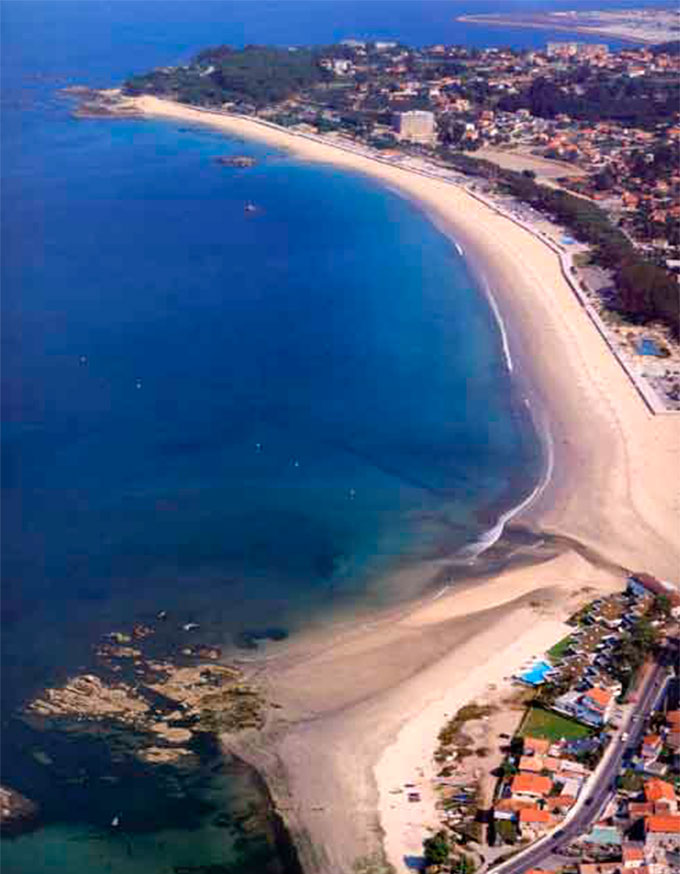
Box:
[480,274,513,374]
[460,398,556,560]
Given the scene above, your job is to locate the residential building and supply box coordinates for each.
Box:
[511,773,552,800]
[644,814,680,850]
[519,807,553,838]
[524,736,550,756]
[644,779,678,814]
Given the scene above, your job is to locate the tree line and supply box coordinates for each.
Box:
[439,150,679,337]
[124,45,330,108]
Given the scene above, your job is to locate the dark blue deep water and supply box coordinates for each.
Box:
[1,2,670,871]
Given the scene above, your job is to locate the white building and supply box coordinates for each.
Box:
[393,110,436,145]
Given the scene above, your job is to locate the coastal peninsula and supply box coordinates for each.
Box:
[457,8,680,46]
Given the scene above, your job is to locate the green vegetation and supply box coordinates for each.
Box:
[438,150,680,337]
[548,635,573,662]
[498,73,679,128]
[496,819,518,845]
[451,854,476,873]
[519,705,591,741]
[124,45,330,108]
[424,830,451,866]
[438,704,496,747]
[611,615,660,696]
[618,769,645,793]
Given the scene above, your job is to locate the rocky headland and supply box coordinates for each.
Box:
[22,619,266,768]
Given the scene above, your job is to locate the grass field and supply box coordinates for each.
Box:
[519,706,591,741]
[547,635,573,662]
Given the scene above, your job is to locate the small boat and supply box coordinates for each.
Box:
[111,815,120,827]
[244,202,256,213]
[182,622,200,632]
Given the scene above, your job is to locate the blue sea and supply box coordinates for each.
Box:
[1,1,671,871]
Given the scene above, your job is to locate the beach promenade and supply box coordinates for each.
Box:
[120,95,680,873]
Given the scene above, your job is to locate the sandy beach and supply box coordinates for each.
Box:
[119,95,679,872]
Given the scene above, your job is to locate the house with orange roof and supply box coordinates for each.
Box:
[519,807,553,839]
[511,773,552,800]
[641,734,663,761]
[644,815,680,851]
[519,755,545,774]
[577,686,614,726]
[545,794,576,814]
[644,778,677,814]
[524,736,550,756]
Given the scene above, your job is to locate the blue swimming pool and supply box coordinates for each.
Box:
[519,661,553,685]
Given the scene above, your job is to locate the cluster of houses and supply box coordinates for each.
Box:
[296,40,680,263]
[492,573,679,866]
[568,761,680,872]
[494,735,593,843]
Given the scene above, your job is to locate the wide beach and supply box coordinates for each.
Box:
[113,95,680,871]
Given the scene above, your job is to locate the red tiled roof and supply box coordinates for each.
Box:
[524,736,550,755]
[511,774,553,796]
[584,687,612,709]
[519,755,544,773]
[644,779,676,803]
[495,798,536,813]
[520,807,552,824]
[546,794,576,811]
[645,814,680,833]
[623,845,644,862]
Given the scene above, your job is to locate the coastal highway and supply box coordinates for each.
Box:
[490,650,672,874]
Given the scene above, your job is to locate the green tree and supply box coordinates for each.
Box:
[452,854,476,873]
[423,830,450,866]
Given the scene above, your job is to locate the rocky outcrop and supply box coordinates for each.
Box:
[0,786,39,836]
[22,624,265,768]
[64,88,142,119]
[215,155,257,167]
[27,674,149,722]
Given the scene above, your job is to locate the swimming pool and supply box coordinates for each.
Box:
[518,660,553,686]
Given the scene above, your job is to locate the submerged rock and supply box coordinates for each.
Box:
[214,155,257,167]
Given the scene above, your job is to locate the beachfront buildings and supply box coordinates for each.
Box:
[393,110,436,145]
[553,685,615,727]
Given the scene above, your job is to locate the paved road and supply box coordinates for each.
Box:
[490,652,671,874]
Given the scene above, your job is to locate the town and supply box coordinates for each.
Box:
[122,36,680,411]
[417,573,680,874]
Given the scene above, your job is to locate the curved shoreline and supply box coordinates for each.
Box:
[106,96,680,872]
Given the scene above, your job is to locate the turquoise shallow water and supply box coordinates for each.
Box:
[8,0,661,868]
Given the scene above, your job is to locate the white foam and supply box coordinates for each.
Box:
[455,241,464,257]
[460,399,555,561]
[480,274,513,373]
